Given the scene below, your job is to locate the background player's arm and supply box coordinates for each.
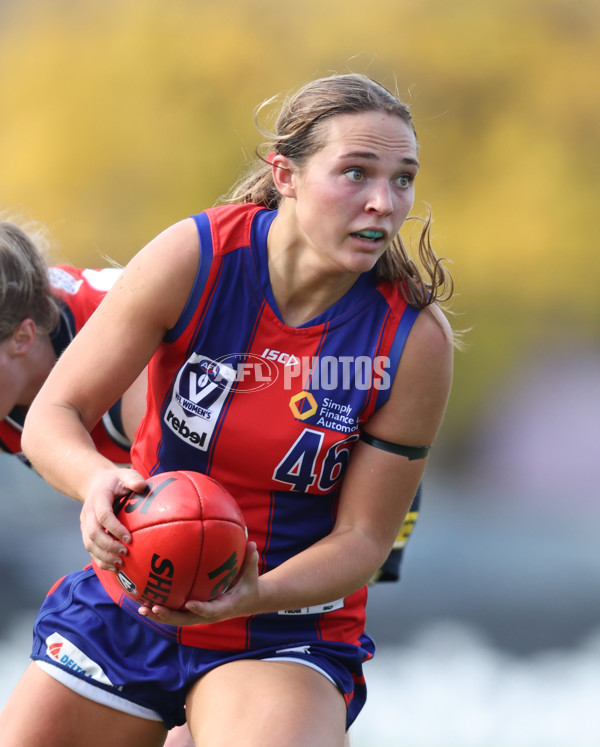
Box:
[369,483,422,585]
[22,219,201,566]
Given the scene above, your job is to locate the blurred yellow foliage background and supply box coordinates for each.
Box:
[1,0,598,455]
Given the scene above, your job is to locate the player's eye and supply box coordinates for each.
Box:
[396,173,414,188]
[344,167,365,182]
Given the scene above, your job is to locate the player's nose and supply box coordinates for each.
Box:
[365,180,394,215]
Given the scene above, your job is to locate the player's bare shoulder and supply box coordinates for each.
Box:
[395,303,454,397]
[408,303,454,361]
[368,303,454,446]
[114,218,201,331]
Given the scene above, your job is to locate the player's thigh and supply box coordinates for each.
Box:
[164,722,195,747]
[187,659,347,747]
[0,663,167,747]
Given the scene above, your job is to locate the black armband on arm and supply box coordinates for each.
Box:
[360,431,431,461]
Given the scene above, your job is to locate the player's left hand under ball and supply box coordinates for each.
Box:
[137,541,260,626]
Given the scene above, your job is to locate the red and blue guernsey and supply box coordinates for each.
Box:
[100,203,421,650]
[0,265,131,465]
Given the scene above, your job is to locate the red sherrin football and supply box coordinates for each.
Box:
[93,470,247,610]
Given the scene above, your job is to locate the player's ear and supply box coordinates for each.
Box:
[270,154,297,198]
[9,318,37,357]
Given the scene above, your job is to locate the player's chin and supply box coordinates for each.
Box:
[344,241,388,269]
[346,251,383,275]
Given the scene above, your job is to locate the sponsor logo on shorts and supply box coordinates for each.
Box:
[275,645,312,655]
[45,632,115,686]
[278,598,345,615]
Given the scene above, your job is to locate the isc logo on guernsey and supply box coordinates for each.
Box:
[261,348,300,366]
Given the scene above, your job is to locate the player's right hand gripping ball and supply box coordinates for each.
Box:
[97,470,248,610]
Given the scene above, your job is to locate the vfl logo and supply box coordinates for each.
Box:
[176,354,278,408]
[166,354,233,451]
[166,352,278,451]
[176,356,234,417]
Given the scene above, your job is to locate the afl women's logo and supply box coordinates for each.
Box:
[199,359,220,378]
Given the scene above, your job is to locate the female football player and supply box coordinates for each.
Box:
[0,218,145,463]
[0,218,193,746]
[2,72,455,746]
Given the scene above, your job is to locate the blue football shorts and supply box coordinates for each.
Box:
[30,566,374,730]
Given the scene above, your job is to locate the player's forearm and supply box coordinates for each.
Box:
[255,529,384,614]
[22,402,115,502]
